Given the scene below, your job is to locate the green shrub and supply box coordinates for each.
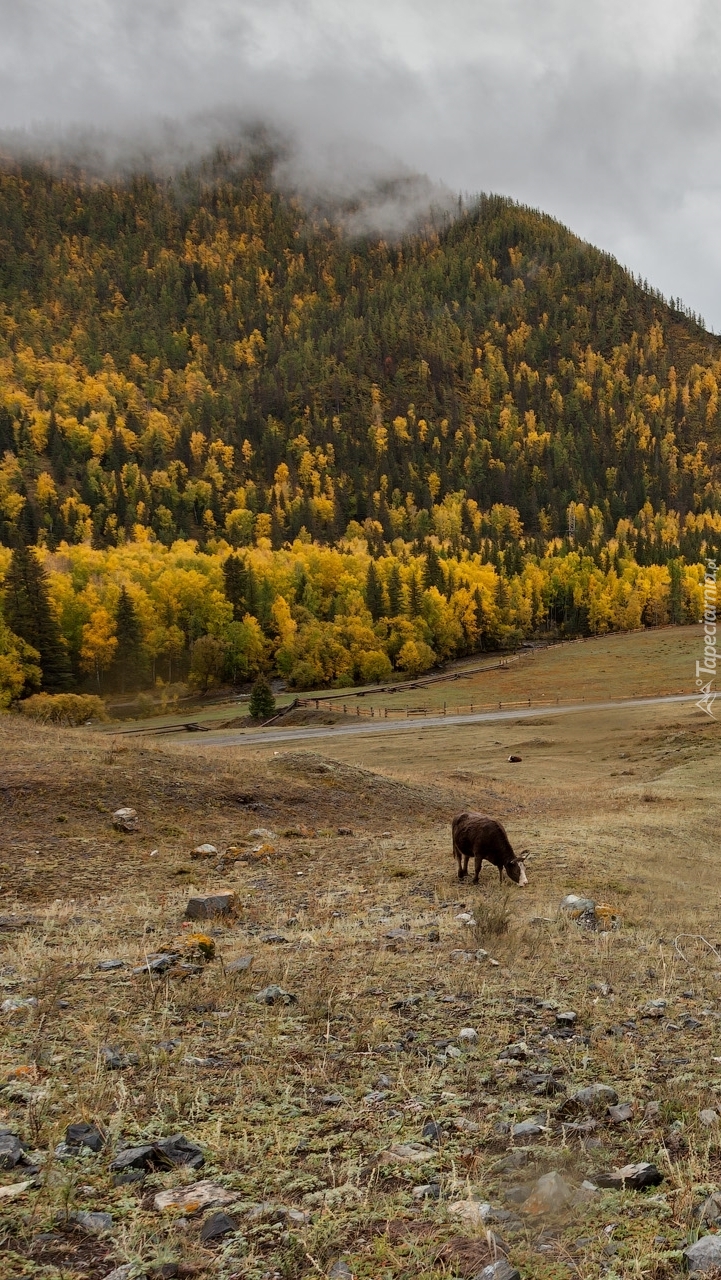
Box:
[20,693,108,726]
[248,675,276,720]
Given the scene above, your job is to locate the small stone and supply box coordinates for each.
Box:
[72,1210,113,1234]
[101,1046,138,1071]
[337,827,353,836]
[571,1083,619,1113]
[700,1109,719,1127]
[0,1132,24,1168]
[65,1122,104,1153]
[684,1234,721,1273]
[593,1161,663,1190]
[247,827,277,840]
[328,1262,354,1280]
[377,1142,434,1164]
[644,1101,661,1121]
[474,1263,521,1280]
[522,1171,574,1216]
[153,1180,237,1213]
[422,1120,444,1144]
[225,955,253,974]
[555,1010,577,1026]
[607,1103,634,1124]
[375,1073,393,1089]
[449,1198,491,1226]
[184,892,235,921]
[262,932,289,944]
[412,1182,440,1200]
[102,1267,147,1280]
[200,1210,238,1242]
[112,808,139,832]
[459,1027,479,1044]
[96,959,125,971]
[254,984,297,1005]
[641,999,667,1018]
[449,949,476,963]
[508,755,522,763]
[560,894,596,915]
[133,952,180,976]
[192,844,218,858]
[322,1093,345,1107]
[511,1118,546,1140]
[499,1042,530,1061]
[1,996,37,1015]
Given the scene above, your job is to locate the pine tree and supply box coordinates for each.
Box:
[223,553,248,620]
[2,544,72,692]
[248,675,275,720]
[365,561,385,621]
[113,586,142,693]
[668,558,684,624]
[408,571,422,617]
[423,543,444,591]
[473,587,486,650]
[387,562,403,616]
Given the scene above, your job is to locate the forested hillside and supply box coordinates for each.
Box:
[0,151,719,699]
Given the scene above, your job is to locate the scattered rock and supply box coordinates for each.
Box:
[521,1072,563,1096]
[191,844,218,859]
[507,755,522,763]
[262,932,289,944]
[328,1263,354,1280]
[555,1010,577,1027]
[453,1116,480,1134]
[112,808,139,832]
[200,1210,238,1242]
[699,1109,719,1127]
[133,953,180,976]
[594,1162,663,1190]
[641,999,667,1018]
[337,827,353,836]
[321,1093,345,1107]
[378,1142,434,1165]
[1,996,38,1015]
[459,1027,479,1045]
[475,1263,521,1280]
[225,955,253,974]
[0,1179,32,1200]
[102,1267,147,1280]
[101,1046,139,1071]
[511,1118,546,1140]
[0,1131,24,1169]
[390,994,421,1009]
[96,959,125,971]
[607,1103,634,1124]
[247,828,277,841]
[499,1042,530,1061]
[698,1192,721,1226]
[567,1083,619,1114]
[65,1122,105,1153]
[422,1120,444,1144]
[254,984,297,1005]
[184,892,235,921]
[522,1171,574,1216]
[71,1210,113,1234]
[684,1234,721,1273]
[449,1198,492,1226]
[153,1180,238,1213]
[412,1182,440,1200]
[560,895,618,930]
[110,1134,204,1172]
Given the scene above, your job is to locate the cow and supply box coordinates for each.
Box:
[452,811,528,886]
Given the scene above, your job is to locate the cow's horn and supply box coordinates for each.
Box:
[518,849,531,861]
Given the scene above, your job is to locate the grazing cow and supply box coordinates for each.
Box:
[452,811,528,885]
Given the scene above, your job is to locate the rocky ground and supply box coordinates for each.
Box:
[2,709,721,1279]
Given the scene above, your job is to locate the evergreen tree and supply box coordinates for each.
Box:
[387,562,403,616]
[408,571,422,617]
[223,553,249,619]
[473,587,486,650]
[365,561,385,621]
[2,544,72,692]
[113,586,142,693]
[423,543,444,591]
[248,674,275,720]
[668,558,684,624]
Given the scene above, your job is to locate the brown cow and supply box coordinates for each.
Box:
[452,812,528,885]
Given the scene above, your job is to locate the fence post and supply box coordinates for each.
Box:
[343,704,347,715]
[384,707,388,718]
[357,706,360,716]
[443,701,446,715]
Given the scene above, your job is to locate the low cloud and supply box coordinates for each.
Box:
[0,0,719,325]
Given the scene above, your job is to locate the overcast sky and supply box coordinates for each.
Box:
[1,0,719,328]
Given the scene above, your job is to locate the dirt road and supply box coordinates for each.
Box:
[195,691,704,749]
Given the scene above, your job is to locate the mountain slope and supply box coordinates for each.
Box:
[0,154,719,555]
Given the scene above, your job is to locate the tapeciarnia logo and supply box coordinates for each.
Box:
[696,559,717,718]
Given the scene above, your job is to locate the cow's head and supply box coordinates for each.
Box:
[507,851,529,886]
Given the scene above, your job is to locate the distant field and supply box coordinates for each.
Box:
[305,625,702,718]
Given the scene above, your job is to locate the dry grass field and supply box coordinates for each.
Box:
[2,630,721,1280]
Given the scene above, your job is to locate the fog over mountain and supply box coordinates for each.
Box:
[1,0,719,327]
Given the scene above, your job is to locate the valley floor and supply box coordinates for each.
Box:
[2,636,721,1279]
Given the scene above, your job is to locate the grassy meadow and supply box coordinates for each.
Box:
[1,626,721,1280]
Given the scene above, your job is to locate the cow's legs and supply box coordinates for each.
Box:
[455,843,467,880]
[499,866,504,885]
[473,856,482,884]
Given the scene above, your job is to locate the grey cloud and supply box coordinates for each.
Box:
[0,0,719,325]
